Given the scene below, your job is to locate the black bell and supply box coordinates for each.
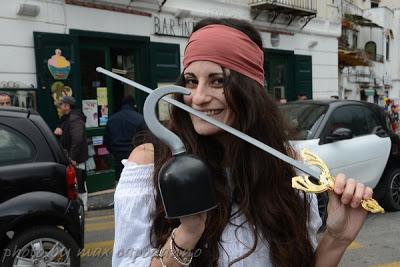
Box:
[159,153,218,218]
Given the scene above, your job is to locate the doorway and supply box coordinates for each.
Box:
[266,53,290,102]
[110,48,136,112]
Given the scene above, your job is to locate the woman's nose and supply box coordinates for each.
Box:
[191,82,211,105]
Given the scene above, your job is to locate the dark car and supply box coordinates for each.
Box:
[279,100,400,214]
[0,107,84,266]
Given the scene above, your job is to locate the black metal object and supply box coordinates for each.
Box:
[158,154,218,218]
[143,86,218,218]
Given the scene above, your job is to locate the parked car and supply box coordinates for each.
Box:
[0,107,84,266]
[279,100,400,217]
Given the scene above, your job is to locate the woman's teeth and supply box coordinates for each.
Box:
[204,110,222,116]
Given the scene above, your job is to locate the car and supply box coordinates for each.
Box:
[279,100,400,217]
[0,106,84,266]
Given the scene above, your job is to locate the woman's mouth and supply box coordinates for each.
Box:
[203,109,223,116]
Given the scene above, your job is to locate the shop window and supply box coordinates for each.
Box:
[0,89,37,110]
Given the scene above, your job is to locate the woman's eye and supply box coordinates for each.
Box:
[185,79,198,88]
[211,78,224,87]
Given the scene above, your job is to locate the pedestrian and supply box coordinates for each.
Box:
[0,91,12,106]
[297,93,308,101]
[113,18,373,267]
[104,95,147,183]
[390,104,399,134]
[54,96,89,211]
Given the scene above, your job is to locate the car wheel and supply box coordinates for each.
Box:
[2,226,80,267]
[379,167,400,211]
[317,192,328,232]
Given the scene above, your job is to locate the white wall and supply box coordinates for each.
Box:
[0,0,66,87]
[0,0,341,100]
[380,0,400,9]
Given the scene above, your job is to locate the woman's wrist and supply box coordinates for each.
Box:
[323,229,353,249]
[174,225,204,250]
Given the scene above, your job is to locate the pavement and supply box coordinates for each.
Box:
[88,189,115,210]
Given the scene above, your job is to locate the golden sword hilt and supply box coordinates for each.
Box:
[291,148,384,214]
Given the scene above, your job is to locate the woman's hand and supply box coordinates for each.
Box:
[325,173,373,244]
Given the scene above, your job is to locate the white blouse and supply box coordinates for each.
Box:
[112,160,322,267]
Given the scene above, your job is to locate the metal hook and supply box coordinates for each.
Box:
[143,85,190,156]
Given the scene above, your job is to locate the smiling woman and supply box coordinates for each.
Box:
[112,17,374,267]
[182,61,234,136]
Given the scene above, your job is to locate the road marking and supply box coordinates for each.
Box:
[85,240,114,250]
[85,221,115,232]
[347,241,362,250]
[372,263,400,267]
[81,240,114,258]
[85,215,114,222]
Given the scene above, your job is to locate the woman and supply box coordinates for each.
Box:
[113,18,372,267]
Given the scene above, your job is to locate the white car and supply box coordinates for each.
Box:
[279,100,400,213]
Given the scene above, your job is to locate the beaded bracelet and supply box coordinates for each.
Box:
[155,247,167,267]
[169,228,202,266]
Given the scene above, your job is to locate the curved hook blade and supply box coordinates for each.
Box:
[143,85,190,156]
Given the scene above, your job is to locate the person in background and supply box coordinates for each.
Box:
[104,95,147,184]
[112,18,374,267]
[54,96,89,211]
[297,93,308,101]
[390,104,399,134]
[0,92,12,106]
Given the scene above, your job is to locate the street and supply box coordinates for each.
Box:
[82,208,400,267]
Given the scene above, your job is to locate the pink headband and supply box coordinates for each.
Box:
[183,24,264,86]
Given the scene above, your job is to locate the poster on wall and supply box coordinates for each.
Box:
[82,100,98,128]
[97,87,108,126]
[47,49,71,80]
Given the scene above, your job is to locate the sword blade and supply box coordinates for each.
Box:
[96,67,321,179]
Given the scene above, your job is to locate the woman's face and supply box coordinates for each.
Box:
[183,61,234,136]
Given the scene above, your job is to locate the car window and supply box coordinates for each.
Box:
[0,125,35,165]
[279,103,328,140]
[327,105,375,137]
[363,107,380,132]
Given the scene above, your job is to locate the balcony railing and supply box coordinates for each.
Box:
[342,0,363,16]
[249,0,317,13]
[367,53,384,63]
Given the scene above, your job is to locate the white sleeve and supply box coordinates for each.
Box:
[112,160,157,267]
[307,193,323,249]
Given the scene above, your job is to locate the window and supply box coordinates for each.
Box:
[327,106,379,138]
[352,33,358,50]
[0,125,35,165]
[386,37,390,60]
[365,41,377,61]
[371,2,379,8]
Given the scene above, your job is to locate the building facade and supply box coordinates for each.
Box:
[338,0,400,105]
[0,0,341,191]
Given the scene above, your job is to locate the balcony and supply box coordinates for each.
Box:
[339,49,370,68]
[367,53,384,63]
[249,0,317,27]
[342,0,363,16]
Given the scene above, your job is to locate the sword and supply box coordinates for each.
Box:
[96,67,320,178]
[96,67,384,213]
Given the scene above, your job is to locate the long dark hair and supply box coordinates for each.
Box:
[150,18,315,266]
